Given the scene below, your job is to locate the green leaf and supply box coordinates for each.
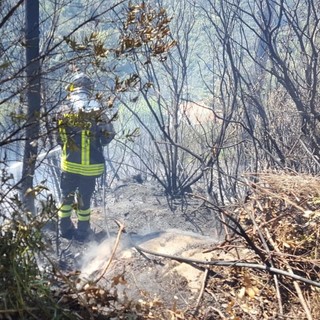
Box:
[0,61,10,69]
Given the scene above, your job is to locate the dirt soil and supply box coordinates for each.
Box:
[47,175,320,319]
[49,179,226,318]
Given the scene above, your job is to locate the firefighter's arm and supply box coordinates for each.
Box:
[99,121,116,145]
[94,105,116,145]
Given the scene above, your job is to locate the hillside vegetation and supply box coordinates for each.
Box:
[1,0,320,318]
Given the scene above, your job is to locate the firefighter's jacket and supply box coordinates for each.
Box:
[58,109,115,177]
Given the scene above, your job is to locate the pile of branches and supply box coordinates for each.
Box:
[198,171,320,319]
[113,171,320,319]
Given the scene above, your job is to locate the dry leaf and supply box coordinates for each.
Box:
[226,300,235,314]
[238,287,246,299]
[112,274,127,285]
[246,287,256,298]
[241,303,251,313]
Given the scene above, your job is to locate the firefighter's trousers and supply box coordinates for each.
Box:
[58,172,96,222]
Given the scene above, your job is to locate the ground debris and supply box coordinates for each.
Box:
[196,171,320,320]
[52,176,320,319]
[3,177,319,319]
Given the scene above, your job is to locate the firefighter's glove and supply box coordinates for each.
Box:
[99,123,115,145]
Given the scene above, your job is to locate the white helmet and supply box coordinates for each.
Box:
[67,73,94,95]
[66,73,100,111]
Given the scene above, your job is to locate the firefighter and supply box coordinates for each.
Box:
[57,72,115,241]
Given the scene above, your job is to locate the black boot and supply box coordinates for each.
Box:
[76,221,94,242]
[59,217,75,240]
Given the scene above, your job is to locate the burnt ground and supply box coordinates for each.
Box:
[43,179,226,318]
[42,176,320,319]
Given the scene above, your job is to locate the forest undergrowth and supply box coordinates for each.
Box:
[0,171,319,319]
[197,172,320,319]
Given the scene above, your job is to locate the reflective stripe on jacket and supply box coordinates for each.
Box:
[58,112,106,177]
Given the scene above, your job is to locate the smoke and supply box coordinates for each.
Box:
[80,236,123,279]
[79,228,217,281]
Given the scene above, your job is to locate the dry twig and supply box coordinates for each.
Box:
[265,228,313,320]
[90,219,125,285]
[194,268,209,314]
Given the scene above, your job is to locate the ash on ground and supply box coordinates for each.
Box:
[44,180,223,310]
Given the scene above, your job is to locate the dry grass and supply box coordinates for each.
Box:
[191,171,320,319]
[55,172,320,319]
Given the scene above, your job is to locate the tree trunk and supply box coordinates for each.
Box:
[21,0,40,214]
